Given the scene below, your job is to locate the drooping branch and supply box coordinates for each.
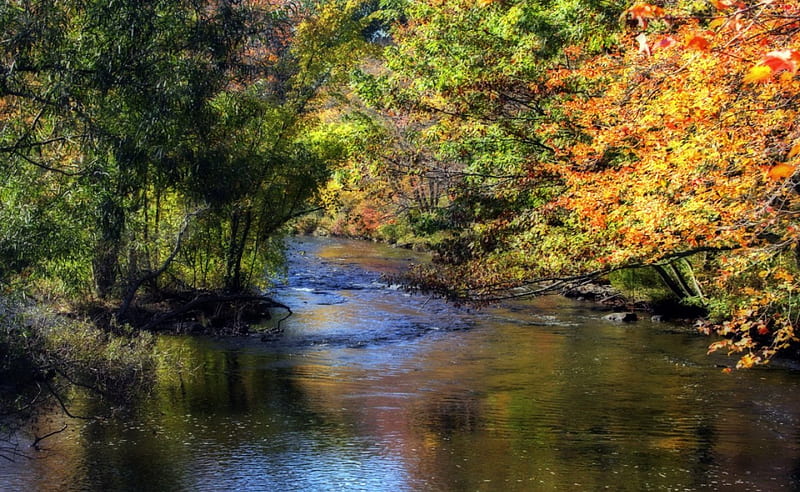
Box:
[42,381,93,421]
[30,424,68,451]
[118,208,206,322]
[12,150,87,177]
[411,245,736,305]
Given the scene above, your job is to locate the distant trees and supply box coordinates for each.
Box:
[329,0,800,366]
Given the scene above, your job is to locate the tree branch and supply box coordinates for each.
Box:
[118,209,206,322]
[31,424,68,451]
[426,245,737,304]
[140,293,292,331]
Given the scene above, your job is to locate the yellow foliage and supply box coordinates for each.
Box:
[743,65,773,84]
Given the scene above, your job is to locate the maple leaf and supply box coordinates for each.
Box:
[736,353,760,369]
[686,35,710,51]
[710,0,735,10]
[760,50,800,75]
[707,340,731,354]
[788,142,800,159]
[768,163,795,180]
[743,65,772,84]
[623,3,665,29]
[745,50,800,84]
[654,36,677,51]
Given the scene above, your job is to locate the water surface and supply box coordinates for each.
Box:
[3,237,800,490]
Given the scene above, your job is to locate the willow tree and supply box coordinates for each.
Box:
[0,0,377,324]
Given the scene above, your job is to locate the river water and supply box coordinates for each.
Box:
[3,236,800,491]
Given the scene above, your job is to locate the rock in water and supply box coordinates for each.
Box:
[603,312,638,322]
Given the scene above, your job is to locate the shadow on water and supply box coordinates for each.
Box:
[3,236,800,491]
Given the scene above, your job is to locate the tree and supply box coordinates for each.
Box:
[0,0,379,326]
[550,0,800,366]
[342,0,800,366]
[338,0,623,295]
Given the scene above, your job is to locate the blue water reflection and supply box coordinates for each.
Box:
[2,237,800,491]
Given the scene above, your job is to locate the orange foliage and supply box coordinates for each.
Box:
[545,0,800,366]
[768,163,795,180]
[622,3,666,28]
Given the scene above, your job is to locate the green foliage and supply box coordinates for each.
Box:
[0,296,157,424]
[408,210,447,236]
[609,267,679,305]
[0,0,376,305]
[321,0,626,252]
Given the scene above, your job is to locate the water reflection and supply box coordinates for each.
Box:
[3,237,800,491]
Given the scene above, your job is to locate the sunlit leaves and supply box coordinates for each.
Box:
[760,50,800,75]
[685,35,710,51]
[710,0,737,10]
[544,0,800,366]
[744,65,774,83]
[331,0,800,366]
[767,163,795,180]
[0,0,376,299]
[744,49,800,84]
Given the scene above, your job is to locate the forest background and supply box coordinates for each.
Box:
[2,0,800,442]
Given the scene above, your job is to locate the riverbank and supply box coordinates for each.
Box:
[0,298,158,459]
[305,229,705,319]
[6,235,800,491]
[75,291,291,336]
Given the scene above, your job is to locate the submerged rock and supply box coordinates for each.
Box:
[603,312,638,323]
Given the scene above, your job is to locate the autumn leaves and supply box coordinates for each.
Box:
[560,0,800,366]
[326,0,800,367]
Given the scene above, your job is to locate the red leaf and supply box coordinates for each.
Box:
[654,36,677,51]
[686,36,710,51]
[624,3,665,28]
[761,50,800,75]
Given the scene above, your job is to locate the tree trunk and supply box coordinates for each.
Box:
[93,196,125,299]
[225,207,252,293]
[652,263,689,300]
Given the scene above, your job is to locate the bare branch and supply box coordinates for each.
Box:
[31,424,68,451]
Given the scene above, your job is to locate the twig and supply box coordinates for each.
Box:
[31,424,68,451]
[43,381,93,420]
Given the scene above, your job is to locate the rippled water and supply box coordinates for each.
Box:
[3,237,800,491]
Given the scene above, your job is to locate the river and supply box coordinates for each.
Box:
[2,236,800,490]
